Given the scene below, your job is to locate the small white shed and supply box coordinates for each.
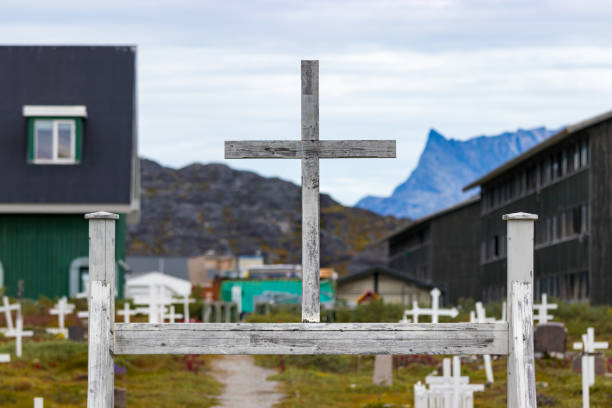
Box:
[125,272,192,300]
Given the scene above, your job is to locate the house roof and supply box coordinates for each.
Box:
[126,256,190,281]
[379,195,480,243]
[337,266,434,290]
[463,109,612,191]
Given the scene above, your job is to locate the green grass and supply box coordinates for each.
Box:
[251,300,612,407]
[0,339,221,407]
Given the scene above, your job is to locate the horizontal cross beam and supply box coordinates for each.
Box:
[225,140,396,159]
[114,322,508,355]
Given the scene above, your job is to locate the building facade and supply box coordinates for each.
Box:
[0,46,139,299]
[464,110,612,305]
[386,196,481,304]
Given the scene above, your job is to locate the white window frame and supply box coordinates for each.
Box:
[33,119,76,164]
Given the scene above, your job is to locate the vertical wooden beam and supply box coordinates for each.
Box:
[503,212,537,408]
[301,60,320,323]
[86,211,119,408]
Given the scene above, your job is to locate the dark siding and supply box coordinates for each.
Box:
[430,200,480,303]
[589,121,612,305]
[0,214,126,299]
[0,46,135,204]
[389,223,432,283]
[480,131,593,302]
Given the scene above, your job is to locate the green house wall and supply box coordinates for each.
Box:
[0,214,126,299]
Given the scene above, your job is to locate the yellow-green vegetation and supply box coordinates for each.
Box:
[0,340,221,408]
[252,300,612,407]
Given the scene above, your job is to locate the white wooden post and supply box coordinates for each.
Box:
[34,397,43,408]
[301,60,321,323]
[86,211,118,408]
[503,212,537,408]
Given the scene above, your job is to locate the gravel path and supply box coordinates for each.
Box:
[211,355,283,408]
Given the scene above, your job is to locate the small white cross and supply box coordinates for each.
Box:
[470,302,495,383]
[46,297,75,338]
[5,316,33,357]
[34,397,44,408]
[422,357,484,408]
[162,305,183,323]
[533,293,557,325]
[133,284,173,323]
[174,296,194,322]
[118,302,138,323]
[0,296,20,332]
[403,288,458,323]
[573,327,608,408]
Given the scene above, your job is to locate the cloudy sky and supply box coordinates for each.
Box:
[3,1,612,204]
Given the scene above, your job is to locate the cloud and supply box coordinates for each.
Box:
[2,1,612,204]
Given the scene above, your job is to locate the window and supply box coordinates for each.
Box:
[31,119,79,164]
[572,145,580,171]
[580,139,588,167]
[581,205,589,233]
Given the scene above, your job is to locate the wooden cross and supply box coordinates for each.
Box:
[133,285,173,323]
[118,303,138,323]
[419,357,484,408]
[162,305,182,323]
[5,316,33,357]
[403,288,458,323]
[473,302,495,384]
[174,296,194,322]
[47,296,75,337]
[533,293,557,325]
[225,60,396,322]
[0,296,19,332]
[573,327,608,408]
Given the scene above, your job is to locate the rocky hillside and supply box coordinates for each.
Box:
[357,127,557,219]
[127,159,400,273]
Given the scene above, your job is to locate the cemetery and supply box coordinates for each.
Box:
[1,5,612,407]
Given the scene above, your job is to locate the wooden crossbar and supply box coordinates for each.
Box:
[225,140,396,159]
[114,322,509,355]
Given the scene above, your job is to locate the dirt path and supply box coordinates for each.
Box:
[211,355,283,408]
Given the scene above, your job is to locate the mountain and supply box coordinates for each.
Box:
[356,127,557,219]
[127,159,400,273]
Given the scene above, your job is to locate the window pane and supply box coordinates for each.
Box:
[57,122,73,159]
[35,121,53,159]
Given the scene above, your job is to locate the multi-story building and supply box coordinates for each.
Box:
[464,110,612,305]
[385,196,481,304]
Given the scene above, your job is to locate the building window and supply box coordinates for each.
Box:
[580,139,588,167]
[29,118,82,164]
[581,205,589,233]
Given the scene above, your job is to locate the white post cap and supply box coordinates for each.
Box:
[85,211,120,220]
[502,212,538,221]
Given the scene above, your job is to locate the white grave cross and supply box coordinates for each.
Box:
[225,60,396,322]
[572,327,608,408]
[403,288,458,323]
[47,296,75,337]
[0,296,20,332]
[533,293,557,325]
[5,316,33,357]
[133,284,173,323]
[417,357,484,408]
[118,303,138,323]
[174,296,194,322]
[470,302,495,383]
[162,305,183,324]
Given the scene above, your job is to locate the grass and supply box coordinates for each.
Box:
[251,300,612,408]
[0,340,221,407]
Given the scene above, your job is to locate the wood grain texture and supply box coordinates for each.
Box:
[504,215,536,408]
[114,323,509,355]
[224,140,396,159]
[87,281,114,408]
[87,217,116,408]
[509,281,536,408]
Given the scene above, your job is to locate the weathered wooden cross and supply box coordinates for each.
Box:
[85,62,538,408]
[0,296,20,332]
[225,60,396,322]
[572,327,608,408]
[402,288,459,323]
[533,293,557,325]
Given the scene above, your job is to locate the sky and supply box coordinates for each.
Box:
[3,1,612,205]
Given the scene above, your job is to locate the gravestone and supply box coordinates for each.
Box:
[68,325,87,342]
[372,355,393,386]
[572,354,605,376]
[114,387,127,408]
[534,322,566,357]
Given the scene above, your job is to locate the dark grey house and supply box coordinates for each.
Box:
[0,46,140,298]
